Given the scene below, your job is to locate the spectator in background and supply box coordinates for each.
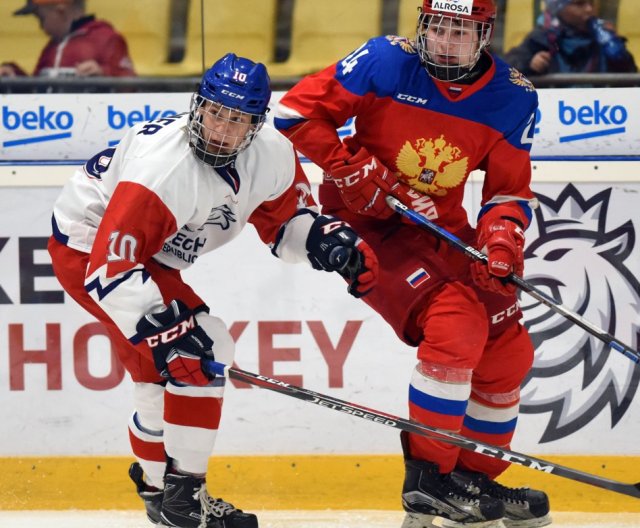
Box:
[504,0,636,75]
[0,0,135,77]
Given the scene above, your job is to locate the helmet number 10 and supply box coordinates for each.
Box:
[233,71,248,82]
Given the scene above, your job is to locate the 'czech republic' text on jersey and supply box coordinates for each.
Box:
[52,113,316,340]
[275,36,539,231]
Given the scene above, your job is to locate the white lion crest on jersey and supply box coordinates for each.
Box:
[519,184,640,442]
[205,204,237,231]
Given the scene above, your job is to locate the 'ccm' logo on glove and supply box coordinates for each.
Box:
[306,215,379,298]
[332,157,381,189]
[319,220,348,235]
[135,299,215,386]
[144,316,196,347]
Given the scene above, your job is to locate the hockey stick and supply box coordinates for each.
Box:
[203,359,640,498]
[385,195,640,365]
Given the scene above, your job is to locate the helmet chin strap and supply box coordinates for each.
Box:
[425,61,474,82]
[423,51,490,83]
[192,140,237,168]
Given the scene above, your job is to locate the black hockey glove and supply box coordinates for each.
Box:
[306,215,379,298]
[136,299,215,386]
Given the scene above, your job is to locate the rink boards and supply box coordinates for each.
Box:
[1,162,639,513]
[1,89,640,513]
[2,454,640,512]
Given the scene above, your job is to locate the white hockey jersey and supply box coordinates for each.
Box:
[52,113,317,340]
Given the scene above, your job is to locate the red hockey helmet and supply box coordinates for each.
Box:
[417,0,496,81]
[421,0,496,24]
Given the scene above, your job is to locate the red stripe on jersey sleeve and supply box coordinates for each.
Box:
[248,156,317,245]
[278,66,360,169]
[86,181,178,278]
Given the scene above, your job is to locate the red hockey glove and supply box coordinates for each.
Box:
[136,300,215,386]
[471,218,525,296]
[329,147,412,219]
[306,215,379,298]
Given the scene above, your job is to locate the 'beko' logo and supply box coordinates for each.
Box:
[432,0,472,15]
[558,100,627,142]
[2,105,73,147]
[108,105,177,129]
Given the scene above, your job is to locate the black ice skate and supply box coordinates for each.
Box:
[450,471,551,528]
[158,471,258,528]
[129,462,163,524]
[400,433,505,528]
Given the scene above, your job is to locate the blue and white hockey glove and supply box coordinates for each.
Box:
[306,215,379,298]
[136,299,215,386]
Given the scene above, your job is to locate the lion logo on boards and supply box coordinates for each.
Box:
[395,135,468,196]
[520,184,640,442]
[509,68,535,92]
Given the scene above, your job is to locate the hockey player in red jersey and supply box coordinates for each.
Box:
[48,53,377,528]
[275,1,551,527]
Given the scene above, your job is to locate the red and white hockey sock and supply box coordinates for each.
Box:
[129,382,167,489]
[457,387,521,478]
[163,380,225,475]
[407,361,472,473]
[128,411,166,489]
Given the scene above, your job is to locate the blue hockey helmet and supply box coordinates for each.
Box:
[199,53,271,115]
[188,53,271,167]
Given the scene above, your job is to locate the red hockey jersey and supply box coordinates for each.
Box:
[275,36,539,232]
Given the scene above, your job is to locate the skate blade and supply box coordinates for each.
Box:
[503,513,552,528]
[402,513,506,528]
[441,517,506,528]
[401,512,441,528]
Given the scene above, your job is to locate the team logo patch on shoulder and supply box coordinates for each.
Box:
[406,268,430,288]
[385,35,417,54]
[509,68,535,92]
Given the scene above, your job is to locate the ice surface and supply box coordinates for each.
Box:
[0,511,638,528]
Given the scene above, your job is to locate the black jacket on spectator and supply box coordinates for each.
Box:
[505,21,637,76]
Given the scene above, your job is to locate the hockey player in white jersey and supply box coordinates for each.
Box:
[47,53,378,528]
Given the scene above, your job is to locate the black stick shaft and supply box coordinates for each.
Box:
[385,196,640,365]
[204,360,640,499]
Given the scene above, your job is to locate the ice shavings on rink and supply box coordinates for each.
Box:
[0,511,638,528]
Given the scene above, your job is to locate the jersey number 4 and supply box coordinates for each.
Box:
[340,43,370,75]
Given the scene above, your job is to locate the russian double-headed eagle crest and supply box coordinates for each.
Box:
[395,135,468,196]
[385,35,417,54]
[509,67,535,92]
